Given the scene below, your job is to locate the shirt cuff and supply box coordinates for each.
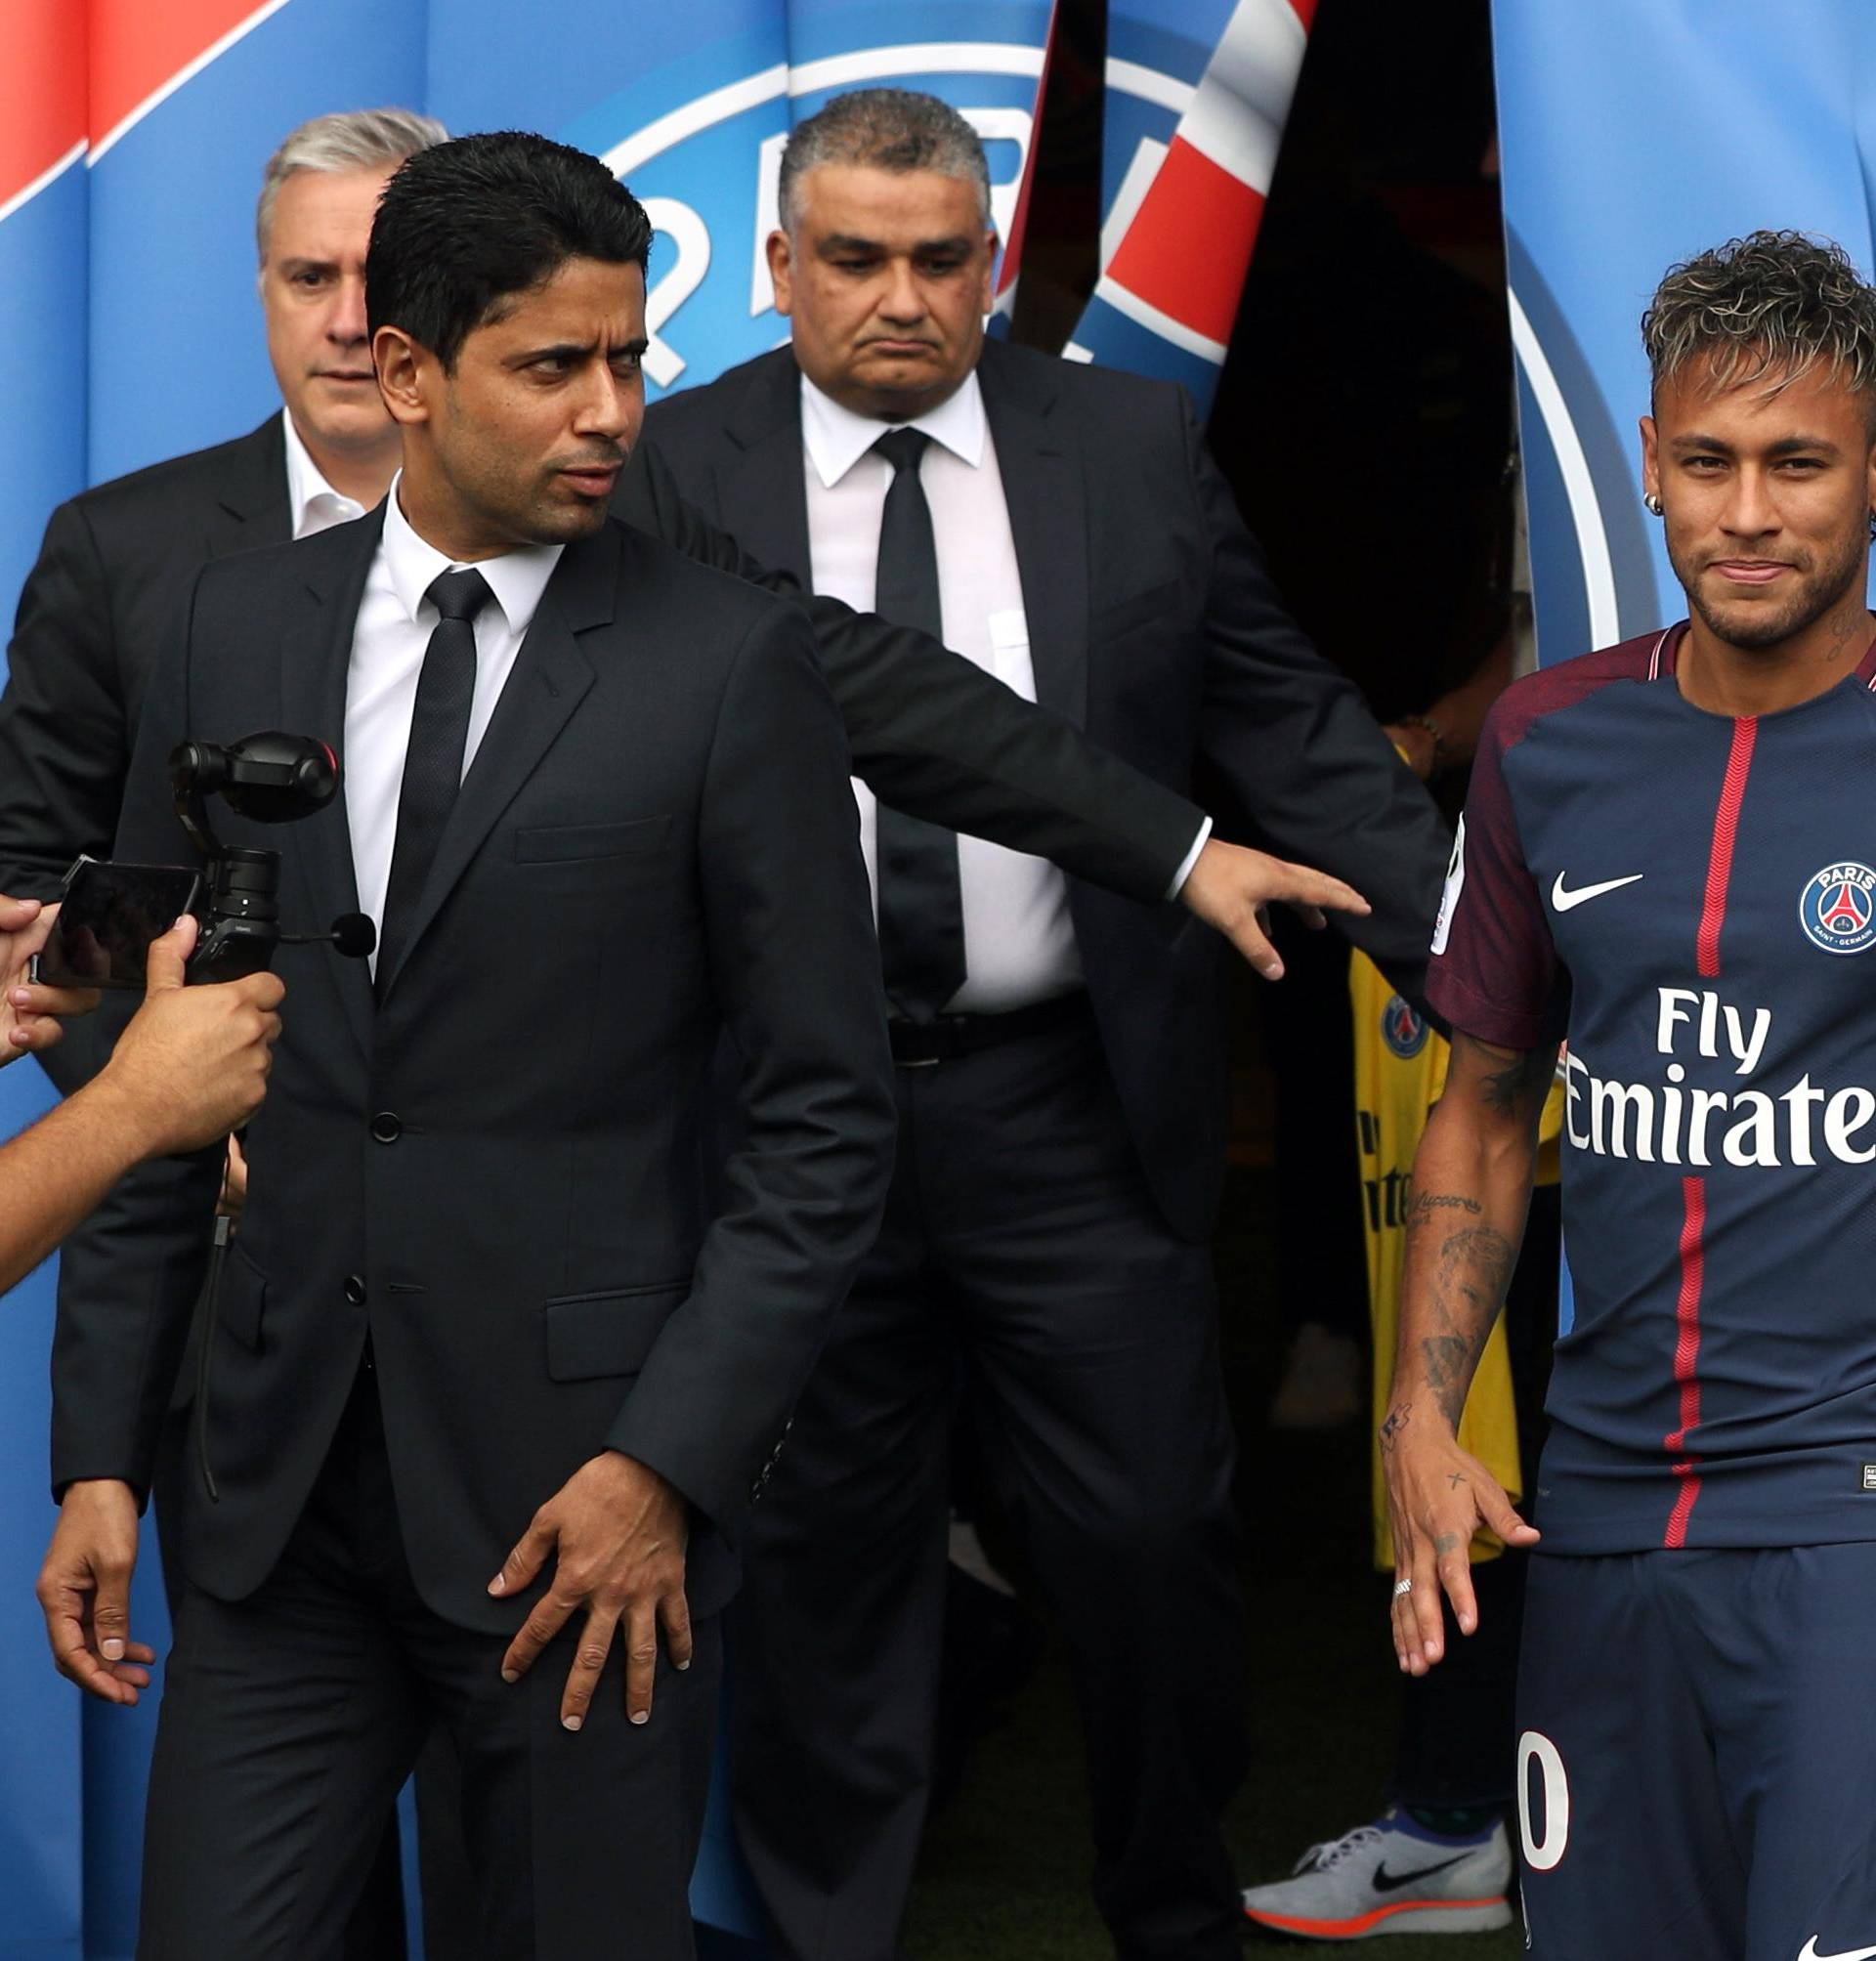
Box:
[1166,817,1214,901]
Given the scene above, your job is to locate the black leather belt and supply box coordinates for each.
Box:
[888,990,1089,1067]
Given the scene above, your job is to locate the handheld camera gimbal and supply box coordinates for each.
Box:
[169,731,374,982]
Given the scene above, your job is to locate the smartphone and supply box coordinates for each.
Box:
[31,857,202,991]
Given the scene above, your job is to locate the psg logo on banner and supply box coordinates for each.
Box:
[1800,862,1876,955]
[1381,993,1429,1060]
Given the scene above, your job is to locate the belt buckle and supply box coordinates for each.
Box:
[891,1013,966,1067]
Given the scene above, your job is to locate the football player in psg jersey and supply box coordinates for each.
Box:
[1381,230,1876,1959]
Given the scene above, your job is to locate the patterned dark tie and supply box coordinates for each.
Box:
[870,426,966,1021]
[375,566,492,993]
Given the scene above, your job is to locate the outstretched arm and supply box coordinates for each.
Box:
[624,438,1376,968]
[623,442,1198,890]
[1178,390,1451,1004]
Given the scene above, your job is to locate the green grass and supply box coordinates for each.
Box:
[904,1167,1525,1961]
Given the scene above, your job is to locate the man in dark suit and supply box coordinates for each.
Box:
[36,133,899,1958]
[639,89,1452,1960]
[0,106,1376,1956]
[0,123,1347,1056]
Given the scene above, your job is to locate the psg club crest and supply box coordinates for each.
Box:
[1799,862,1876,955]
[1382,994,1430,1060]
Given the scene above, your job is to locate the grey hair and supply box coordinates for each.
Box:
[1642,230,1876,416]
[778,88,991,234]
[257,107,449,261]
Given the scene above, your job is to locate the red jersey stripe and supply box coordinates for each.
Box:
[1696,717,1757,978]
[1663,1175,1707,1548]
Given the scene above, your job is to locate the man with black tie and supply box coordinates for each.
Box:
[640,88,1452,1960]
[0,104,1384,1955]
[36,133,899,1957]
[0,114,1358,1043]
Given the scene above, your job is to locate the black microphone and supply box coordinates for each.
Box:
[279,912,376,959]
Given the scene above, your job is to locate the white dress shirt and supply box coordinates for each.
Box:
[280,410,367,540]
[343,475,563,971]
[801,370,1090,1015]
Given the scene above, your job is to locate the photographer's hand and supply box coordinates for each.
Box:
[1,896,100,1066]
[0,919,286,1294]
[218,1134,248,1222]
[94,917,285,1157]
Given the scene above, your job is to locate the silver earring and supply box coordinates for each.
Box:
[1643,492,1664,517]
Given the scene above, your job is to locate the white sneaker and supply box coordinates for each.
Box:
[1240,1811,1514,1940]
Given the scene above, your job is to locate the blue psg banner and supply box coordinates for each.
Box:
[0,3,1299,1952]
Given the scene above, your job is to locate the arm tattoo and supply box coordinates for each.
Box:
[1456,1033,1556,1122]
[1421,1333,1477,1428]
[1417,1222,1516,1425]
[1379,1403,1411,1453]
[1405,1190,1482,1232]
[1395,1040,1543,1438]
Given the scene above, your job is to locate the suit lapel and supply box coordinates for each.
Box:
[713,352,813,582]
[979,345,1089,727]
[373,525,608,1003]
[278,506,382,1062]
[204,416,293,560]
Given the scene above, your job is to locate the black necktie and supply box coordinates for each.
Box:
[871,427,966,1021]
[376,567,492,992]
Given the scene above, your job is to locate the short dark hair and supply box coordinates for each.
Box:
[367,131,652,371]
[779,89,990,234]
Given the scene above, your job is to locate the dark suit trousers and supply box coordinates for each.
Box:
[731,1003,1249,1961]
[156,1293,409,1961]
[137,1367,720,1961]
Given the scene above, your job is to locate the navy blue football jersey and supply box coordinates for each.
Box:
[1429,622,1876,1554]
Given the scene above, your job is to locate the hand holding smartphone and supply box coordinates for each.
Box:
[31,859,202,992]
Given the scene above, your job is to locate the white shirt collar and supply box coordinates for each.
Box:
[280,409,367,539]
[380,470,564,640]
[799,367,986,490]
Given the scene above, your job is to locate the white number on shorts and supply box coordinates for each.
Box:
[1517,1729,1570,1871]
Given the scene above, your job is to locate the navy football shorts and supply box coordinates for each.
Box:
[1517,1545,1876,1959]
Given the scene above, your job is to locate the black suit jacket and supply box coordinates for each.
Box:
[0,423,290,871]
[0,417,1202,1001]
[51,510,897,1633]
[642,340,1453,1241]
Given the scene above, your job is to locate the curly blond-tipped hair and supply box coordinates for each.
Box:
[1642,231,1876,419]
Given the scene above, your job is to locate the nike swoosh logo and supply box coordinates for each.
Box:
[1372,1855,1470,1894]
[1799,1940,1876,1961]
[1552,871,1644,913]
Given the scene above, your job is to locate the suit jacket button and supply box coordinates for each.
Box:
[343,1275,366,1305]
[369,1112,402,1144]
